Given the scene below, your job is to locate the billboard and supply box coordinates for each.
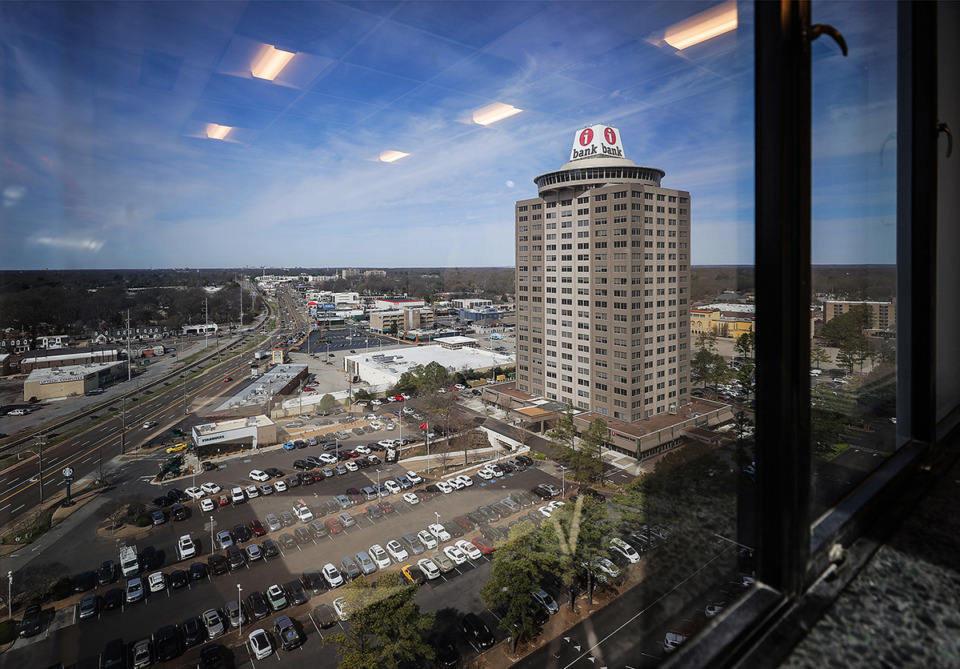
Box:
[570,125,625,162]
[322,303,336,310]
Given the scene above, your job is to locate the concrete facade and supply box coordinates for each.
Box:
[515,125,691,422]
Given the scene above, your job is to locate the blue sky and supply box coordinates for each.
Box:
[0,1,895,270]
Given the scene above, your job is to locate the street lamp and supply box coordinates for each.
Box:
[237,584,243,635]
[560,465,567,499]
[434,512,441,526]
[7,571,12,618]
[210,515,215,556]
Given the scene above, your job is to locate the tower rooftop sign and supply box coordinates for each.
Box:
[570,124,627,162]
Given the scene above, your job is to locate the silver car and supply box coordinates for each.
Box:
[202,608,225,639]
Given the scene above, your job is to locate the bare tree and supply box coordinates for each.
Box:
[13,562,70,605]
[99,499,129,530]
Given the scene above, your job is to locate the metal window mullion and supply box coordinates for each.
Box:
[754,0,812,597]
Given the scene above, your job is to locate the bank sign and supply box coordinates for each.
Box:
[570,125,625,162]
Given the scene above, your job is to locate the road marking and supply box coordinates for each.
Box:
[13,504,24,513]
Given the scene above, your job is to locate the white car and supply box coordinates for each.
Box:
[383,480,402,495]
[386,540,408,562]
[378,439,397,448]
[319,453,338,465]
[142,421,158,429]
[476,468,495,480]
[245,485,260,499]
[200,482,221,495]
[177,534,196,559]
[406,471,423,484]
[231,487,245,504]
[293,505,314,522]
[249,628,273,660]
[417,530,438,550]
[454,384,466,390]
[548,500,566,511]
[537,505,554,518]
[443,544,467,565]
[333,596,350,621]
[456,539,483,560]
[185,487,205,500]
[200,498,215,512]
[344,461,358,472]
[147,571,166,592]
[417,558,441,580]
[273,480,288,493]
[369,544,392,569]
[447,478,464,490]
[428,523,451,542]
[371,399,382,406]
[534,588,559,614]
[402,492,420,505]
[385,422,396,430]
[369,422,382,431]
[354,444,371,454]
[610,537,641,564]
[454,475,473,487]
[436,481,454,494]
[322,563,344,588]
[249,470,269,482]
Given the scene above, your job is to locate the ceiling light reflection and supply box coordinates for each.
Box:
[206,124,233,140]
[472,102,523,126]
[379,150,410,163]
[251,45,296,81]
[663,1,738,50]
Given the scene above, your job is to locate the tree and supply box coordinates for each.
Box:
[820,304,873,348]
[835,343,858,374]
[12,562,70,605]
[810,344,832,370]
[810,383,856,454]
[480,521,556,651]
[691,347,716,385]
[99,499,128,530]
[352,388,373,402]
[609,474,647,533]
[546,404,578,455]
[706,355,734,390]
[696,330,719,353]
[733,332,756,359]
[735,359,756,395]
[573,418,607,484]
[541,496,612,607]
[319,393,337,410]
[323,573,435,668]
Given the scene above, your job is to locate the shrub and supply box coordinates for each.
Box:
[0,619,17,644]
[135,513,151,527]
[51,577,72,601]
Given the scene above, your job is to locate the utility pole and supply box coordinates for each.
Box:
[126,310,132,381]
[120,396,126,454]
[204,298,209,350]
[34,434,45,503]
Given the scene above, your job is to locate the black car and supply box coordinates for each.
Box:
[460,612,495,650]
[233,524,252,543]
[285,579,310,606]
[274,615,303,651]
[72,570,97,593]
[98,560,118,586]
[293,459,309,470]
[265,467,284,478]
[477,505,500,523]
[531,485,553,500]
[285,475,301,489]
[363,504,383,519]
[312,603,338,628]
[169,569,189,589]
[226,545,246,570]
[207,554,228,576]
[278,533,297,550]
[201,461,216,471]
[102,587,124,611]
[261,539,280,557]
[425,484,441,496]
[298,471,316,486]
[167,488,189,503]
[302,570,327,596]
[466,511,486,527]
[489,502,511,518]
[308,519,328,539]
[154,624,182,661]
[100,639,127,669]
[481,524,505,542]
[19,604,42,638]
[198,643,226,669]
[247,591,270,620]
[140,546,162,571]
[181,616,204,648]
[443,521,464,538]
[516,454,534,467]
[294,526,313,544]
[189,562,208,580]
[171,503,187,521]
[153,495,172,508]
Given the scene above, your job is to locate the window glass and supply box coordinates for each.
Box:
[810,1,898,517]
[1,1,753,666]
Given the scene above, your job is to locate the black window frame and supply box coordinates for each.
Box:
[667,2,955,667]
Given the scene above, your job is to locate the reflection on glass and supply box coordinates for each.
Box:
[1,1,754,666]
[810,1,898,517]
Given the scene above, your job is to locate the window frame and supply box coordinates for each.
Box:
[666,2,951,666]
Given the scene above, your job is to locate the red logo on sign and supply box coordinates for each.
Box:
[604,127,617,145]
[579,128,594,146]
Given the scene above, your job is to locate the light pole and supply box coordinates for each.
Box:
[237,584,243,635]
[120,396,126,454]
[434,511,440,526]
[34,434,45,503]
[7,571,12,618]
[210,515,215,556]
[560,465,567,499]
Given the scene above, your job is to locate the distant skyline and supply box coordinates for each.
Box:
[1,2,894,270]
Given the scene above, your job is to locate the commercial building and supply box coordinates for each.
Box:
[369,308,435,333]
[23,361,126,400]
[20,349,122,373]
[515,124,690,421]
[344,344,513,389]
[191,415,277,455]
[822,299,896,337]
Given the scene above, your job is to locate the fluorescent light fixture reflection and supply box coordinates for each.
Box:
[472,102,523,126]
[251,45,296,80]
[379,150,410,163]
[206,124,233,140]
[663,1,738,50]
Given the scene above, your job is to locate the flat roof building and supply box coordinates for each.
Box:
[344,344,514,388]
[515,124,691,421]
[23,360,126,400]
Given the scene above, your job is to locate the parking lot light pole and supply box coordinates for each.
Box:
[237,584,243,635]
[435,512,440,525]
[210,516,215,556]
[560,466,567,499]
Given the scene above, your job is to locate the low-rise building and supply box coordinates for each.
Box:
[23,360,126,400]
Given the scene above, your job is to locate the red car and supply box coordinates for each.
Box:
[377,501,395,514]
[471,537,495,555]
[223,377,232,382]
[249,519,266,537]
[217,494,230,507]
[324,518,343,534]
[392,395,404,402]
